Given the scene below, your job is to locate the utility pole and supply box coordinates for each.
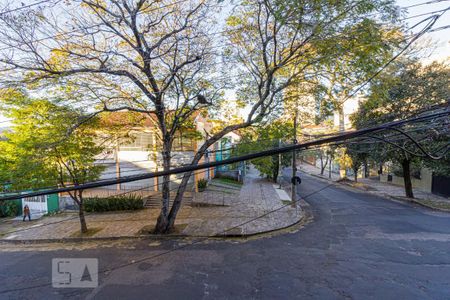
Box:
[329,155,332,179]
[152,131,159,192]
[115,137,121,191]
[291,108,298,208]
[278,138,282,189]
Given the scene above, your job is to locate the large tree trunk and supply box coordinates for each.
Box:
[77,191,88,233]
[320,153,328,175]
[363,160,368,178]
[272,155,279,182]
[328,157,332,179]
[155,145,201,234]
[154,123,251,234]
[353,167,358,182]
[166,172,193,231]
[78,203,88,233]
[272,168,279,183]
[69,189,88,233]
[154,141,172,234]
[401,158,414,198]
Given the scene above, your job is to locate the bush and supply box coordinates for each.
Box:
[197,178,208,190]
[84,194,144,213]
[0,200,19,217]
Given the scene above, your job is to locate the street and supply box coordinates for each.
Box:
[1,173,450,299]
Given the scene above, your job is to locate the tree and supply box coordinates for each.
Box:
[236,121,293,182]
[311,19,401,131]
[0,0,400,233]
[0,91,104,233]
[352,60,450,197]
[346,144,369,182]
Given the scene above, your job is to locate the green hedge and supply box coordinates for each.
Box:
[0,200,20,217]
[84,194,144,212]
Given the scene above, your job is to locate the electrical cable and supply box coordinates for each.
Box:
[0,178,335,295]
[0,109,447,201]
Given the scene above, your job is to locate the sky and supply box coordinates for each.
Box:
[0,0,449,126]
[397,0,450,62]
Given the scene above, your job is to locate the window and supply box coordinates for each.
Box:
[120,132,154,151]
[119,131,196,151]
[24,195,46,202]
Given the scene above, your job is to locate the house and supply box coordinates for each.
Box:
[213,131,244,182]
[92,112,231,194]
[20,193,59,217]
[0,191,59,218]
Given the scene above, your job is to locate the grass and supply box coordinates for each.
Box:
[70,227,103,238]
[416,199,450,210]
[213,177,243,186]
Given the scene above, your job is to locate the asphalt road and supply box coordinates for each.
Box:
[1,172,450,299]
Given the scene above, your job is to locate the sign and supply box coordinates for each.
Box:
[52,258,98,288]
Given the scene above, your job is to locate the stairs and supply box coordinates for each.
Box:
[144,192,193,208]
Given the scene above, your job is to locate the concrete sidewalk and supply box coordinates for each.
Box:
[298,162,341,181]
[0,167,302,242]
[298,162,450,210]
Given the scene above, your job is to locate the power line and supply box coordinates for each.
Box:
[342,8,449,103]
[0,0,192,52]
[0,138,282,191]
[428,24,450,32]
[0,178,334,295]
[404,0,450,9]
[402,7,450,20]
[0,110,447,201]
[0,0,57,16]
[1,167,216,237]
[0,1,425,53]
[0,12,426,120]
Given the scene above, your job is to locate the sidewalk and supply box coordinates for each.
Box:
[0,167,302,242]
[298,162,341,181]
[298,162,450,211]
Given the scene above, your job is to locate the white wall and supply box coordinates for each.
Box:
[333,97,361,130]
[97,150,196,190]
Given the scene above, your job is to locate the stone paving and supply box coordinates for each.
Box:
[0,167,302,241]
[298,162,449,207]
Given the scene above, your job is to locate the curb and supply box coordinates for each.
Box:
[0,235,189,245]
[307,172,339,183]
[302,170,450,213]
[389,196,450,212]
[0,213,305,245]
[1,177,308,244]
[338,182,450,213]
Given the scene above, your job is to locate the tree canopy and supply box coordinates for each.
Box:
[351,60,450,197]
[0,0,405,232]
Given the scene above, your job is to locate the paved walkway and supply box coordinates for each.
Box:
[0,167,302,241]
[298,162,341,181]
[298,162,449,209]
[4,173,450,299]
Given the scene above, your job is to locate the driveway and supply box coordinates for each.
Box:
[1,173,450,299]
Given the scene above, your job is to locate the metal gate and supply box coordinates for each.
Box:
[22,195,47,213]
[432,175,450,198]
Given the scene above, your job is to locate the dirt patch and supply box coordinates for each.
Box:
[338,180,377,191]
[138,223,188,235]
